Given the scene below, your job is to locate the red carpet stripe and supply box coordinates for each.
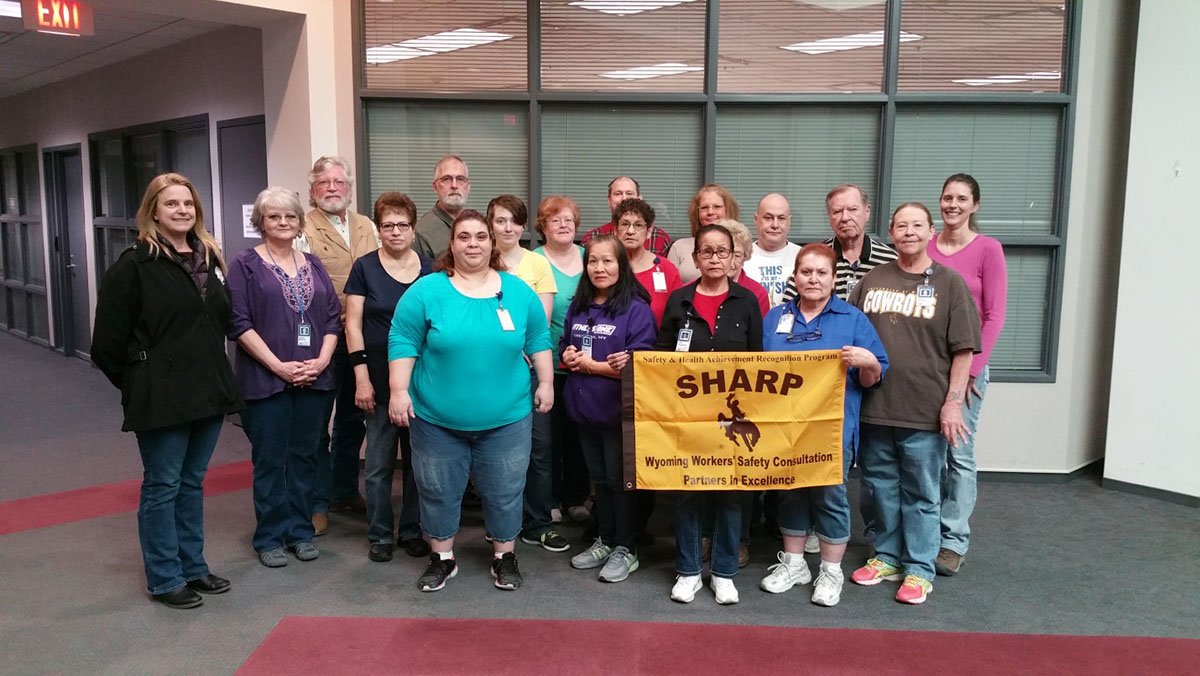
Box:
[237,617,1200,676]
[0,461,252,535]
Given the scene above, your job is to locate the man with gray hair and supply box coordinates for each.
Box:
[303,156,379,535]
[413,154,470,260]
[781,184,897,303]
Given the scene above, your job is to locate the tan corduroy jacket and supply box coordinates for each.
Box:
[303,208,378,326]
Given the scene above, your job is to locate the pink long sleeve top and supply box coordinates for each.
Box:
[928,233,1007,377]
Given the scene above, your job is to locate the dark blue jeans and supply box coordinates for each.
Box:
[134,415,224,595]
[579,426,636,552]
[550,372,590,509]
[523,369,555,537]
[314,334,366,512]
[364,404,422,544]
[675,491,742,579]
[242,387,335,552]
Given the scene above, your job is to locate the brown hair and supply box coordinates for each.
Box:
[942,173,981,232]
[487,194,529,228]
[435,209,503,276]
[136,173,226,274]
[793,242,837,274]
[373,191,416,225]
[687,184,739,237]
[535,196,581,239]
[890,202,934,228]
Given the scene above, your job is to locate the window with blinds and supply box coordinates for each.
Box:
[714,106,881,241]
[364,101,529,215]
[889,107,1061,372]
[541,105,703,237]
[540,0,707,93]
[899,0,1066,92]
[362,1,527,92]
[718,0,888,93]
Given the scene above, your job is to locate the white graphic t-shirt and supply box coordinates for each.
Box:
[744,241,800,307]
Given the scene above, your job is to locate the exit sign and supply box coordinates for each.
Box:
[21,0,94,36]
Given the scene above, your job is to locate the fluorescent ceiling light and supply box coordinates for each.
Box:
[952,71,1061,86]
[0,0,21,19]
[793,0,886,10]
[782,30,922,55]
[366,28,513,65]
[569,0,697,16]
[599,62,702,80]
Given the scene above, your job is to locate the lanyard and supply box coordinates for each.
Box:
[266,248,306,323]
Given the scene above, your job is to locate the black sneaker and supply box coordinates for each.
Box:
[417,555,457,592]
[491,552,522,590]
[520,529,570,553]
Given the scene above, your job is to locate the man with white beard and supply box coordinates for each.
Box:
[300,156,379,536]
[413,154,471,260]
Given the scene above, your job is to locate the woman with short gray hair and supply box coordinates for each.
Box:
[227,186,342,569]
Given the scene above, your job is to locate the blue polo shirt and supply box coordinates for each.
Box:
[763,295,889,454]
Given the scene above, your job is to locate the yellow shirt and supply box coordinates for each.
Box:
[511,250,557,294]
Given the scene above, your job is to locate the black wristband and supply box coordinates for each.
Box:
[348,350,368,366]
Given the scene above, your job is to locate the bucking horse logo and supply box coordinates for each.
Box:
[717,393,760,451]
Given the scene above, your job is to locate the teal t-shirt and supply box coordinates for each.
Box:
[389,271,552,430]
[534,245,583,374]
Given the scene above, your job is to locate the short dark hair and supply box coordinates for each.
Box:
[612,197,655,227]
[794,242,837,275]
[373,192,416,225]
[486,194,528,228]
[692,224,734,253]
[569,235,650,318]
[608,175,641,195]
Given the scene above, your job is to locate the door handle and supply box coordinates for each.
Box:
[66,263,77,269]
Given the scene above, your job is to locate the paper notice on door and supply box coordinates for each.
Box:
[242,204,259,238]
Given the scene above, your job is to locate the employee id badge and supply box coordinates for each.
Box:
[916,284,935,308]
[581,334,593,359]
[497,308,516,331]
[652,270,667,293]
[775,312,795,334]
[296,322,312,348]
[675,328,693,352]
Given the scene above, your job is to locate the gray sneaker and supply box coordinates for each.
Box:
[258,547,287,568]
[598,546,638,583]
[570,539,613,570]
[289,541,319,562]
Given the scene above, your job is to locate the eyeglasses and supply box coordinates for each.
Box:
[436,175,469,185]
[617,221,647,231]
[786,313,823,342]
[315,178,349,189]
[697,248,732,260]
[380,222,413,232]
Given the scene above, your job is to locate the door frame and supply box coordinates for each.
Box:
[43,143,85,357]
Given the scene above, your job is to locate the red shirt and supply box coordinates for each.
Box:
[634,258,682,327]
[735,271,770,317]
[692,289,728,331]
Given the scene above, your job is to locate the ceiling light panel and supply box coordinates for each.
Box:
[366,28,513,64]
[599,62,702,80]
[781,29,922,55]
[569,0,698,16]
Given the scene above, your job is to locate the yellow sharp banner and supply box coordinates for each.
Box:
[621,351,845,491]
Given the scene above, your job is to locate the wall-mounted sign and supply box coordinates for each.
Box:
[21,0,93,36]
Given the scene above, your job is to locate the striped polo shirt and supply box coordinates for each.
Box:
[781,235,899,303]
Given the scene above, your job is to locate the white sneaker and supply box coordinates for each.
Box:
[760,551,812,593]
[670,574,703,603]
[804,532,821,554]
[550,507,563,524]
[811,566,844,607]
[711,576,739,605]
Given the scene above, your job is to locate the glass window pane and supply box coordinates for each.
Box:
[1,155,16,215]
[96,138,127,218]
[102,227,130,274]
[541,0,706,93]
[130,134,161,206]
[719,0,886,93]
[26,223,45,288]
[990,247,1051,372]
[365,101,529,216]
[29,291,49,341]
[715,106,881,241]
[9,287,26,334]
[898,0,1066,92]
[890,107,1060,236]
[0,285,7,327]
[4,222,22,280]
[19,150,39,217]
[168,127,213,225]
[363,1,527,92]
[542,105,702,237]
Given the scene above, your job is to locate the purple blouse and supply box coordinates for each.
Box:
[227,248,342,400]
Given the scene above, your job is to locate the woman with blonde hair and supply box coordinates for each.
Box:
[666,184,739,283]
[93,173,243,609]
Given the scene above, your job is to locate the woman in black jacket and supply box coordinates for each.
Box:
[92,173,243,610]
[657,224,763,606]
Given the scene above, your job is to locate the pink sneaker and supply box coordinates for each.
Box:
[895,575,932,604]
[851,558,904,586]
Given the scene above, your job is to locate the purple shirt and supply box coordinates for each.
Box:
[927,234,1007,377]
[227,248,342,400]
[559,297,658,429]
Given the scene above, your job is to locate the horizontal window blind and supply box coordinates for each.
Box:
[890,107,1060,236]
[541,105,703,237]
[989,247,1051,372]
[365,101,529,217]
[714,106,881,241]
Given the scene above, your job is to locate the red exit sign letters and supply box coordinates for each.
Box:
[21,0,94,36]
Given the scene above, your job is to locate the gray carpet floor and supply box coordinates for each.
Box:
[1,332,1197,675]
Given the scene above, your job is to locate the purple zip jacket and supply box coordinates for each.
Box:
[560,297,658,429]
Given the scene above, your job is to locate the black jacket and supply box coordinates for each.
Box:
[655,280,763,353]
[91,241,244,432]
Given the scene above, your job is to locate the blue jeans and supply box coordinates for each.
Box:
[579,426,636,552]
[941,365,989,555]
[242,388,335,552]
[523,370,555,536]
[364,404,422,544]
[777,445,853,544]
[314,334,366,512]
[134,415,224,595]
[409,413,532,542]
[675,491,742,579]
[859,423,946,582]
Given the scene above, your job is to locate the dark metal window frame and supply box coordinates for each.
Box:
[0,143,50,344]
[352,0,1080,383]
